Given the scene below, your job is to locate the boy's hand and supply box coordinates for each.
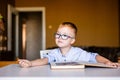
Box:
[18,59,32,68]
[105,61,120,68]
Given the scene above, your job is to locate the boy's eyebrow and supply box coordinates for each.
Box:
[57,33,70,35]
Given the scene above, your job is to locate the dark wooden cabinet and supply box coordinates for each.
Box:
[0,0,15,61]
[119,0,120,46]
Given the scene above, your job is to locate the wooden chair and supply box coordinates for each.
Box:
[40,50,52,59]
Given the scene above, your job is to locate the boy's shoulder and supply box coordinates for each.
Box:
[50,48,59,53]
[72,46,83,50]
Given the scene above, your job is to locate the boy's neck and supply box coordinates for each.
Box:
[60,46,72,55]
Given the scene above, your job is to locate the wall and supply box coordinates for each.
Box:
[15,0,119,48]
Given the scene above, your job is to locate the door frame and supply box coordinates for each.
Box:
[15,7,46,50]
[8,4,46,57]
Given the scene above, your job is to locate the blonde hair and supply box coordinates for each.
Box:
[60,22,77,35]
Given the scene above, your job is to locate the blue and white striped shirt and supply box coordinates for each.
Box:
[44,47,98,63]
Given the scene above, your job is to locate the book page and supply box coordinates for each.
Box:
[55,62,81,66]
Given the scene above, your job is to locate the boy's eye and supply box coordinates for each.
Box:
[55,33,74,40]
[62,34,68,38]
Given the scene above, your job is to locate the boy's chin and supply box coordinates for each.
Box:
[58,45,70,48]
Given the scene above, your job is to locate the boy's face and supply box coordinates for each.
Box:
[55,25,75,48]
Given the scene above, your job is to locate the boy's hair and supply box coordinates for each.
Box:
[61,22,77,35]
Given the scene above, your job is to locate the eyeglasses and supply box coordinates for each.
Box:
[55,33,74,40]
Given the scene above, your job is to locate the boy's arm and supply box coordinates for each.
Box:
[18,58,48,68]
[31,58,48,66]
[96,55,111,64]
[96,55,120,67]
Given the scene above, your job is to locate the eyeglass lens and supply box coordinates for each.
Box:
[55,33,72,40]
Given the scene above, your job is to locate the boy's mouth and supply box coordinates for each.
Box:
[58,40,63,43]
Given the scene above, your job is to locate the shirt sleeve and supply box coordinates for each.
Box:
[89,52,98,63]
[77,48,98,63]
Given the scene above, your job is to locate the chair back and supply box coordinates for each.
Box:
[40,50,52,58]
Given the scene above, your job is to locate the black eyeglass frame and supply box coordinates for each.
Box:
[54,33,74,40]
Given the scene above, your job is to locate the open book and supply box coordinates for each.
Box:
[50,62,115,69]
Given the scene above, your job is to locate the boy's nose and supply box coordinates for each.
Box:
[58,36,62,39]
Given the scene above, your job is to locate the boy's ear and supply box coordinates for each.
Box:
[71,38,75,44]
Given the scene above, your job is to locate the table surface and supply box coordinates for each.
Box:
[0,64,120,80]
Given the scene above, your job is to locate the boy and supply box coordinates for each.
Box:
[19,22,120,68]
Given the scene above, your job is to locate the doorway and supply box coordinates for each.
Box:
[8,5,46,60]
[19,12,42,60]
[16,7,46,60]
